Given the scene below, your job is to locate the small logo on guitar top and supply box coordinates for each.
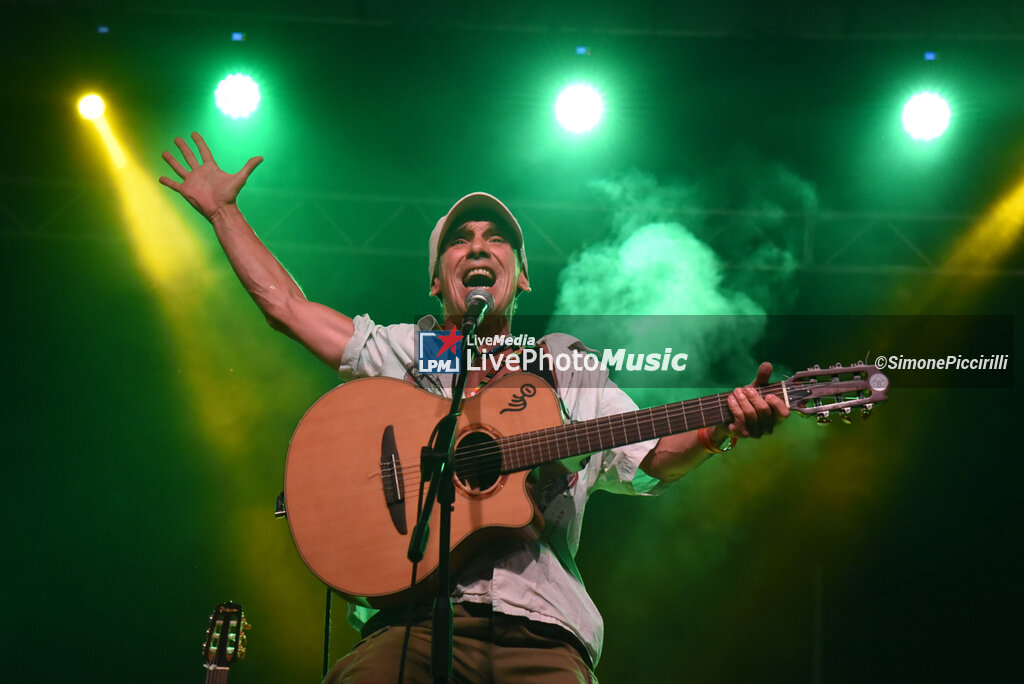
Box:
[500,383,536,414]
[418,329,462,374]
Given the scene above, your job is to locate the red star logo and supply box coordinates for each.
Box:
[435,327,463,357]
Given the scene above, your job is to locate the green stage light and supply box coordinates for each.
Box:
[555,84,604,134]
[215,74,261,119]
[901,92,951,141]
[77,94,105,120]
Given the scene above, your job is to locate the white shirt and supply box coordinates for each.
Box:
[338,314,668,666]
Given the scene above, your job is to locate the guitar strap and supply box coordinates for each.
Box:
[466,344,524,396]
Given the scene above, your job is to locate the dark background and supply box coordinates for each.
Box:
[3,2,1022,682]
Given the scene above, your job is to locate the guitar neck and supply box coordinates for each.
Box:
[497,381,787,473]
[204,665,229,684]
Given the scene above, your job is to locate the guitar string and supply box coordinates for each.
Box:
[386,383,799,486]
[390,375,867,486]
[461,377,864,474]
[388,385,786,486]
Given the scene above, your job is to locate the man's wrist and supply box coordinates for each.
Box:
[698,426,738,454]
[208,202,241,225]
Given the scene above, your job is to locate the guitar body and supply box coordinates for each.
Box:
[283,372,564,606]
[282,361,889,606]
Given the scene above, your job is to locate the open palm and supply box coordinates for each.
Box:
[159,132,263,220]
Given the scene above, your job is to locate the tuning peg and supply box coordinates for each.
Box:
[861,403,873,419]
[239,618,250,658]
[838,407,853,424]
[817,411,831,425]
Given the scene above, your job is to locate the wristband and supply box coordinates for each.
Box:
[698,427,737,454]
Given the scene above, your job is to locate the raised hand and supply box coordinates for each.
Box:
[159,132,263,221]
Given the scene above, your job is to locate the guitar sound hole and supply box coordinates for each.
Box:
[454,432,502,493]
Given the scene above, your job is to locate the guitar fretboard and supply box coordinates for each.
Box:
[497,382,786,473]
[204,665,229,684]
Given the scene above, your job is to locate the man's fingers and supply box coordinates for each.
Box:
[174,136,200,168]
[729,385,785,439]
[751,361,773,387]
[743,387,774,436]
[725,365,790,441]
[731,388,758,437]
[739,387,770,437]
[161,150,188,179]
[192,131,214,164]
[726,393,742,435]
[767,394,791,419]
[158,176,181,191]
[238,155,264,180]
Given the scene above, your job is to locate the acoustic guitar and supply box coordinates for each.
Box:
[283,364,888,606]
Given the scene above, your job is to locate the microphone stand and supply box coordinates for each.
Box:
[407,315,479,684]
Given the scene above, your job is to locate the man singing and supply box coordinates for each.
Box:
[161,132,789,682]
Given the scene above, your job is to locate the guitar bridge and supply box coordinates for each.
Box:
[379,425,407,535]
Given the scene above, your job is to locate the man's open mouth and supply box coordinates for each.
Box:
[462,268,496,287]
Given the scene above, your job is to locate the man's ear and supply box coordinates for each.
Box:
[430,276,442,297]
[517,269,531,293]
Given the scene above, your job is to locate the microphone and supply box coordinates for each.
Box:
[462,288,494,335]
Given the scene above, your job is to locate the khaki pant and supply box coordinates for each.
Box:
[324,603,597,684]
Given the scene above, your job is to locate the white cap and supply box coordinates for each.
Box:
[427,192,528,291]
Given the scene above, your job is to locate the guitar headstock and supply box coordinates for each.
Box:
[783,363,889,424]
[202,601,249,670]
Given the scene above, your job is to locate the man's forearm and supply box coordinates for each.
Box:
[208,203,307,326]
[640,426,732,482]
[208,203,355,369]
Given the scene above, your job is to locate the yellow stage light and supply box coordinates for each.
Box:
[77,94,105,120]
[945,176,1024,271]
[76,111,348,670]
[76,94,126,168]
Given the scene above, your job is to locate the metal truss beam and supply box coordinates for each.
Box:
[2,177,1021,277]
